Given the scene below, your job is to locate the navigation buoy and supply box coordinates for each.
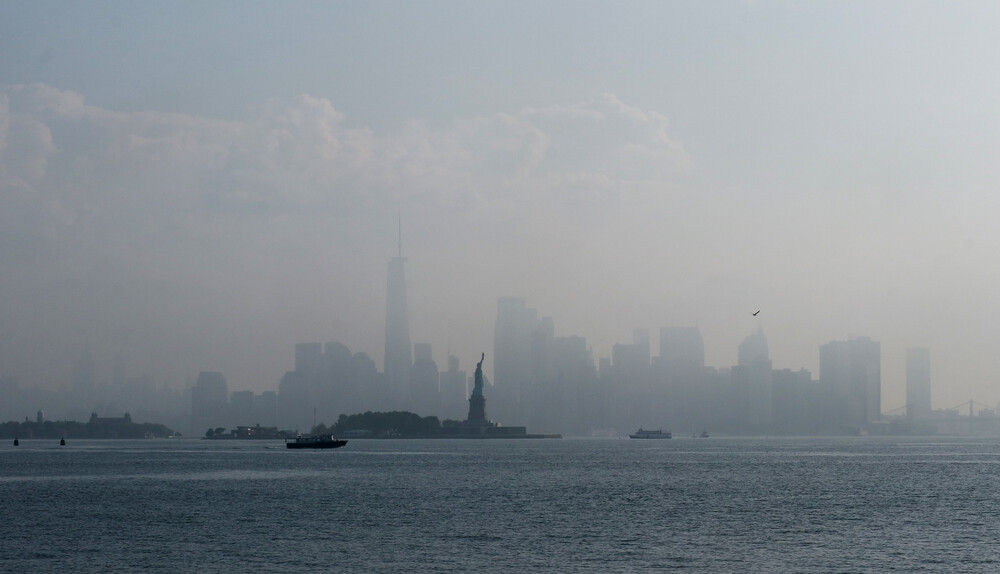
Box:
[13,438,18,446]
[59,438,65,446]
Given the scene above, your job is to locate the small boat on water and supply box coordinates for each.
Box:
[285,434,348,449]
[629,428,671,439]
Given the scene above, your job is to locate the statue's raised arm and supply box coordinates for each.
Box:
[472,352,486,396]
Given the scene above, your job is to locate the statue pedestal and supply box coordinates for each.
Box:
[467,394,488,425]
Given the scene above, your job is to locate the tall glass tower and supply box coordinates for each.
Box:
[384,222,412,405]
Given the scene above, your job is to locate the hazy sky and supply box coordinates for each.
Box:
[3,1,1000,412]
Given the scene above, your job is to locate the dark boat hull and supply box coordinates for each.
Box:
[629,429,671,439]
[285,438,348,449]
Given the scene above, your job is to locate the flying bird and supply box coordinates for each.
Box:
[752,310,760,316]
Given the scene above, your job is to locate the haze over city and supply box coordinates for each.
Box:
[4,1,1000,417]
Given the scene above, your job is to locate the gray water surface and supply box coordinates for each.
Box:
[3,437,1000,572]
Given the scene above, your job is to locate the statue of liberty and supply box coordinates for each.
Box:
[472,352,485,396]
[467,352,488,424]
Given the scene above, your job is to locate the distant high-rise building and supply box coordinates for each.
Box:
[771,368,814,434]
[439,355,468,421]
[229,390,255,426]
[409,343,440,416]
[351,352,385,411]
[191,372,228,434]
[906,348,931,420]
[256,391,278,428]
[325,341,357,416]
[611,329,651,392]
[278,370,310,431]
[227,390,278,428]
[384,225,412,406]
[494,297,540,424]
[738,327,769,366]
[657,326,705,381]
[736,328,773,430]
[819,337,881,431]
[614,329,651,371]
[295,343,325,379]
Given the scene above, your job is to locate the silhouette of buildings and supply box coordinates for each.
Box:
[656,326,705,382]
[89,411,132,424]
[612,330,651,383]
[647,326,706,434]
[227,390,276,429]
[277,370,309,430]
[191,371,228,434]
[88,411,139,438]
[491,298,598,434]
[771,367,816,434]
[906,348,931,420]
[409,343,439,417]
[819,337,881,433]
[493,297,538,424]
[736,328,773,432]
[229,390,255,427]
[6,274,973,437]
[273,340,390,431]
[438,355,468,420]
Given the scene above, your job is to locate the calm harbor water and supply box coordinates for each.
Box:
[3,436,1000,572]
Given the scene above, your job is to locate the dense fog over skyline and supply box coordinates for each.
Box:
[4,2,1000,414]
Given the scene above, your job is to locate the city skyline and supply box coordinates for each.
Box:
[0,261,979,437]
[0,282,948,433]
[0,222,965,423]
[0,253,972,418]
[5,3,1000,413]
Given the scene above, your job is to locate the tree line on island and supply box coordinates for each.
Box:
[2,410,460,440]
[312,411,462,437]
[0,419,175,439]
[201,411,462,439]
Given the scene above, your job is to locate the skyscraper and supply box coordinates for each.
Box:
[819,336,881,431]
[612,329,651,376]
[494,297,540,424]
[384,223,412,406]
[737,327,769,367]
[439,355,468,420]
[409,342,440,415]
[191,371,228,435]
[737,328,773,430]
[657,326,705,381]
[906,348,931,420]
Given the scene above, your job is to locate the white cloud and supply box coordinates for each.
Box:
[0,83,695,389]
[1,84,689,218]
